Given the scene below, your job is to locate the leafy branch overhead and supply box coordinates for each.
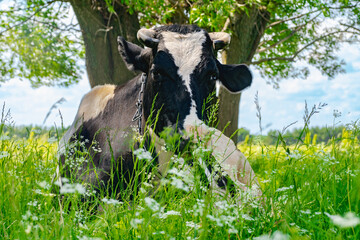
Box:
[0,0,359,88]
[0,1,84,87]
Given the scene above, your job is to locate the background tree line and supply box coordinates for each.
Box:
[238,125,360,145]
[3,124,358,146]
[1,0,359,142]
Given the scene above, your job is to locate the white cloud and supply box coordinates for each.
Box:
[0,76,90,127]
[339,43,360,63]
[352,62,360,70]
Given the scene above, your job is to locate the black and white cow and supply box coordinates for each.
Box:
[58,24,260,198]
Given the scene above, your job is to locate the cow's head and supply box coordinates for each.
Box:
[118,25,252,134]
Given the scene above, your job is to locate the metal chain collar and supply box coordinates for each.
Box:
[132,73,147,134]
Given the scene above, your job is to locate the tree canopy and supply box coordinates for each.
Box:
[1,0,359,87]
[0,1,84,87]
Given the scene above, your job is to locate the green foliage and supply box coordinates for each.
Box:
[254,0,359,85]
[240,125,359,145]
[1,104,360,239]
[189,0,237,31]
[2,124,58,139]
[1,0,359,87]
[0,1,84,87]
[239,122,360,238]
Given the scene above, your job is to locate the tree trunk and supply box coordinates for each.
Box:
[70,0,140,88]
[217,5,269,142]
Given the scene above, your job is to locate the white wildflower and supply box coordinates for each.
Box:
[275,185,294,192]
[261,179,271,183]
[242,214,255,221]
[170,177,189,192]
[186,237,199,240]
[220,215,236,225]
[228,228,238,234]
[22,211,32,221]
[37,181,50,190]
[139,187,147,194]
[24,224,32,234]
[254,230,289,240]
[325,212,360,228]
[172,156,185,165]
[101,198,123,205]
[134,148,152,161]
[60,178,70,183]
[168,168,186,179]
[193,146,211,157]
[207,214,223,227]
[144,197,161,212]
[286,150,301,160]
[130,218,144,229]
[27,200,38,207]
[77,235,102,240]
[60,183,86,194]
[0,151,9,159]
[142,182,154,188]
[186,221,201,230]
[34,189,42,195]
[300,209,311,215]
[193,199,205,217]
[0,135,10,141]
[214,200,230,211]
[159,210,181,219]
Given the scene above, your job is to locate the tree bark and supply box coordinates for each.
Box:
[217,5,269,142]
[70,0,140,88]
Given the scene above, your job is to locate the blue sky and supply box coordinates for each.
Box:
[240,43,360,133]
[0,43,359,134]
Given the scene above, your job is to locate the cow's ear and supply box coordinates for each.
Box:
[218,63,252,93]
[117,36,151,73]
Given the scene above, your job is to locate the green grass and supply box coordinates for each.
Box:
[1,114,359,239]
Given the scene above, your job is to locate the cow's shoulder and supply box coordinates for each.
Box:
[59,84,116,151]
[78,84,116,123]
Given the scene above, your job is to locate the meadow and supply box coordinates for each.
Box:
[0,107,359,239]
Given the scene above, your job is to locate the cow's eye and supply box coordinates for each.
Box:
[210,73,218,81]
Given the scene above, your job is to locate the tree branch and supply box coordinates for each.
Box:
[340,23,360,34]
[221,18,231,32]
[267,3,360,29]
[251,29,355,65]
[0,1,60,13]
[250,56,295,65]
[32,18,81,33]
[257,12,321,54]
[266,9,321,29]
[167,0,189,23]
[0,1,57,36]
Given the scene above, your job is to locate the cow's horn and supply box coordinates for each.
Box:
[137,28,159,48]
[208,32,231,51]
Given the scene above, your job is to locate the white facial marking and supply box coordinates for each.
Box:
[161,31,207,127]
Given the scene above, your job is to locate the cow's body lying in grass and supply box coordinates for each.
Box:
[58,24,261,198]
